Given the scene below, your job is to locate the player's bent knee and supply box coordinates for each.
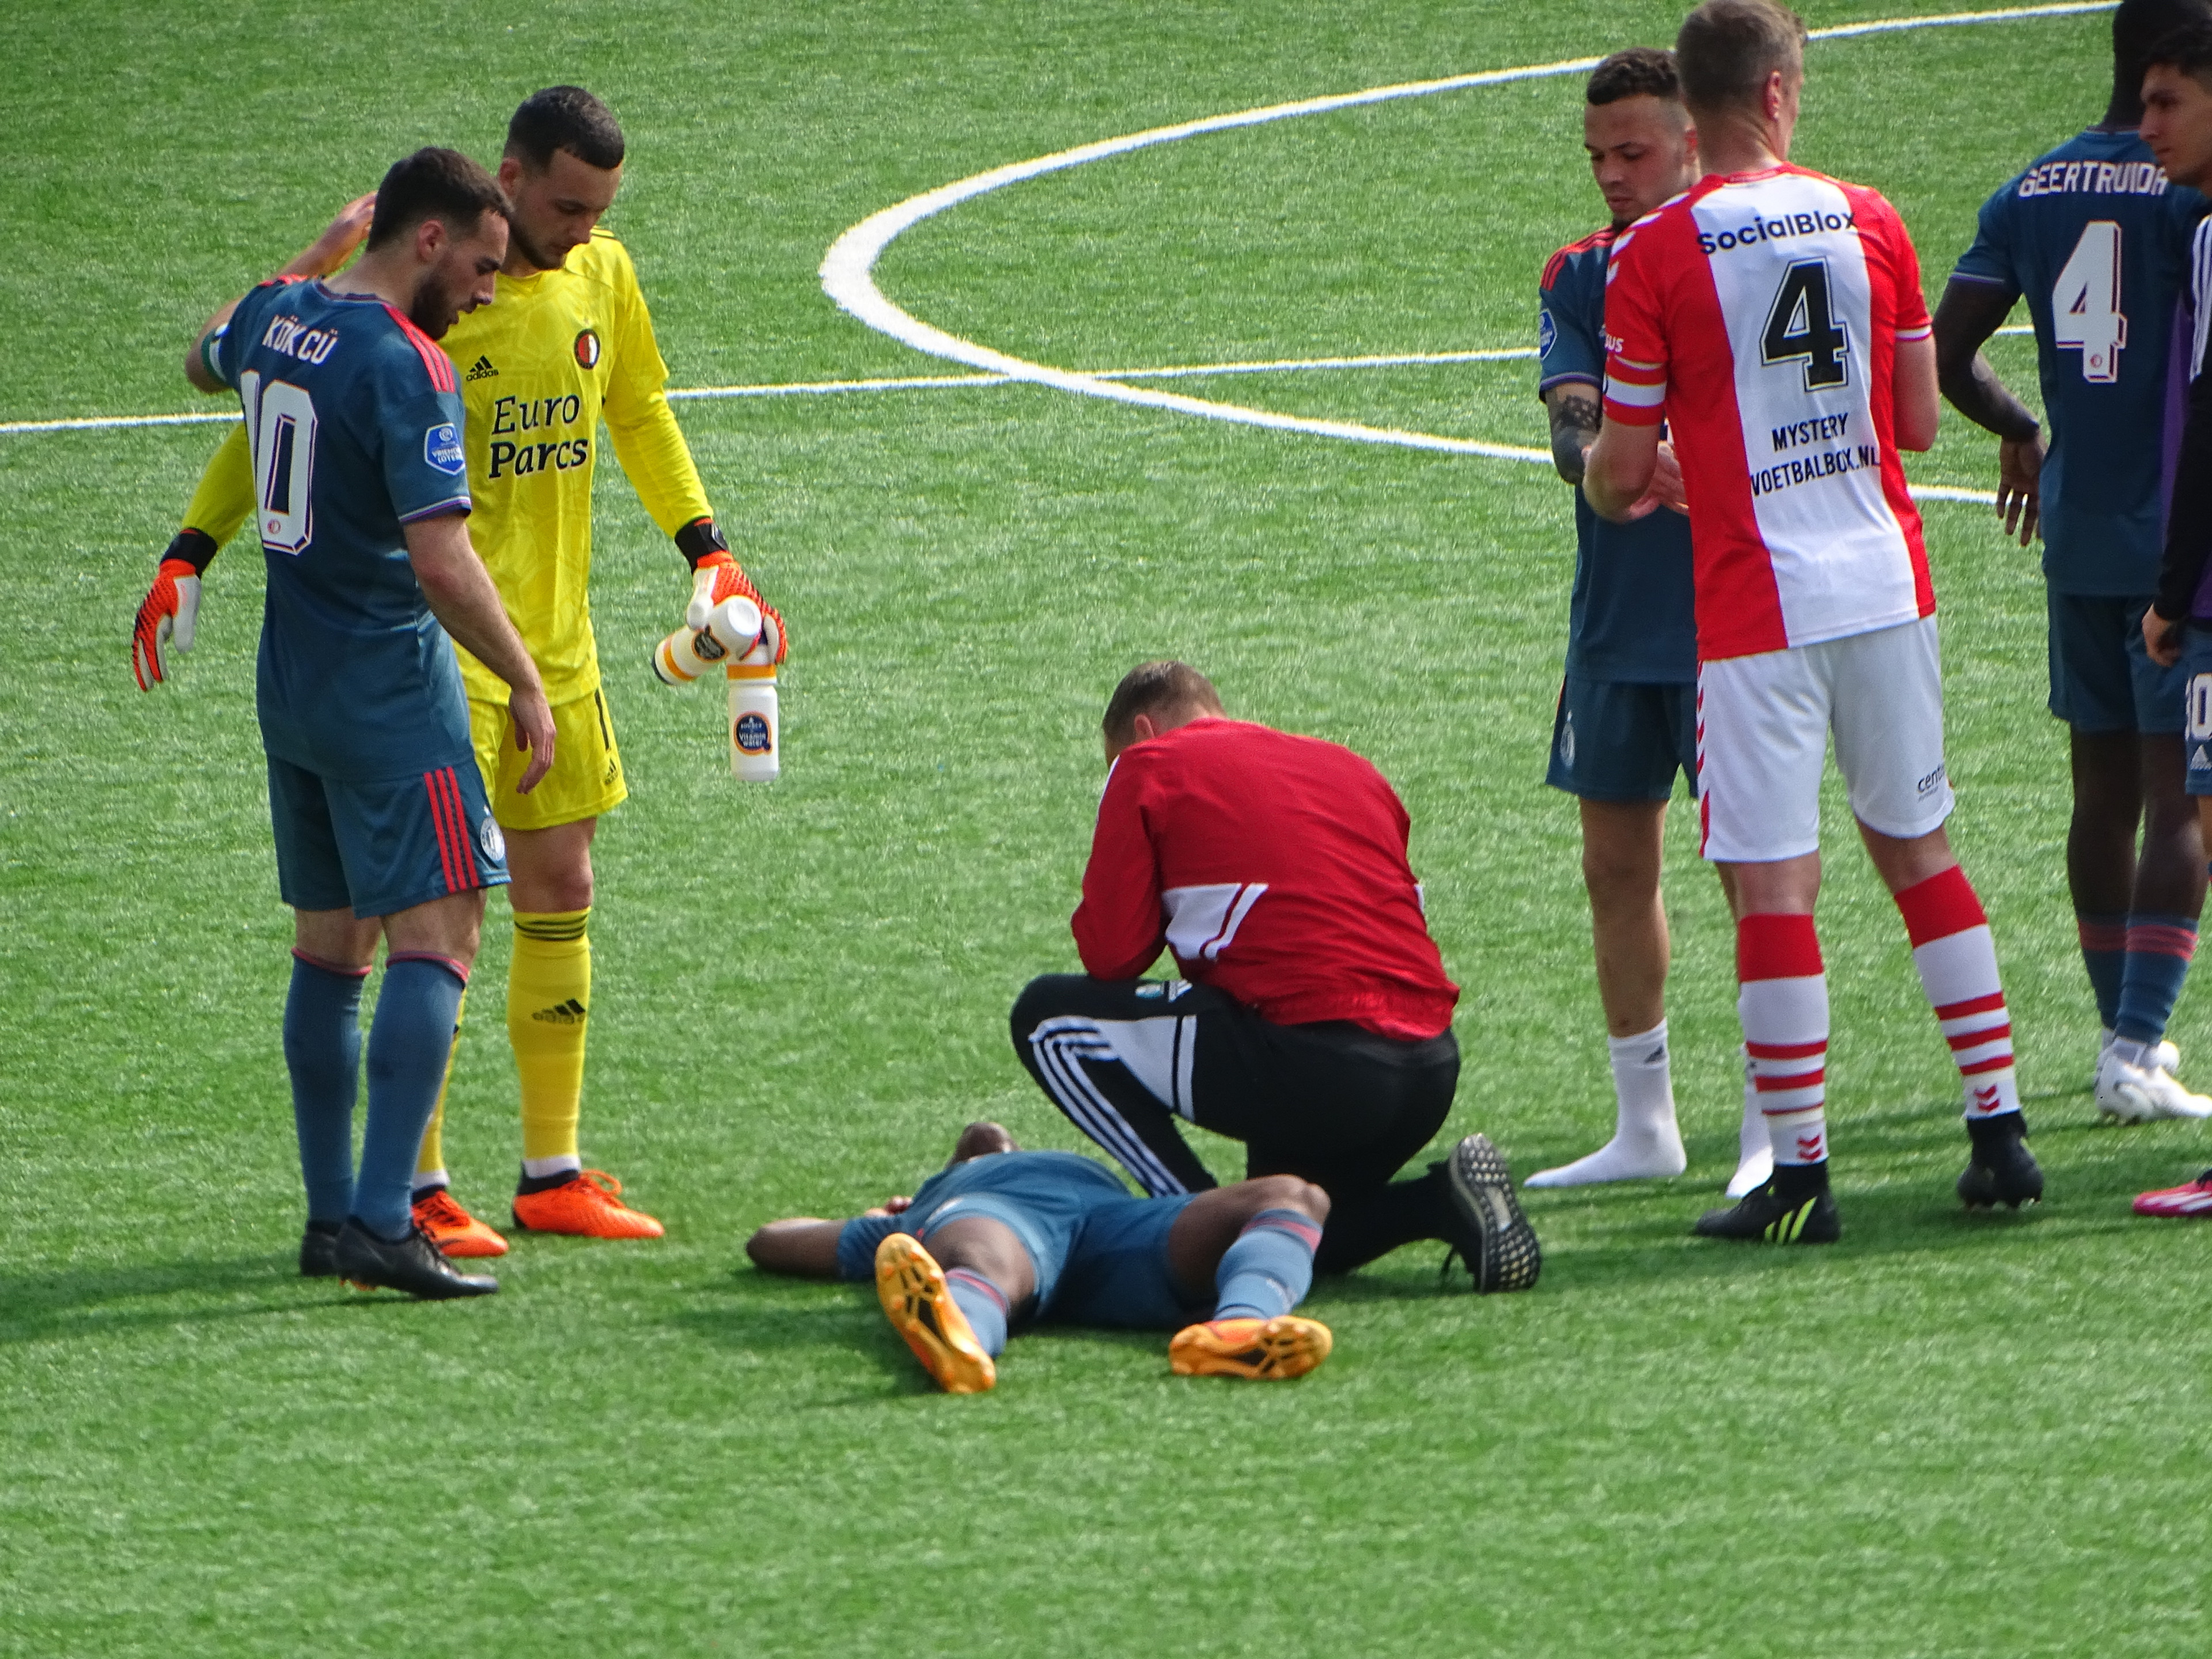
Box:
[1248,1174,1329,1223]
[1009,973,1082,1046]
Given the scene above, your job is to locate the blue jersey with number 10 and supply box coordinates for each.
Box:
[1951,128,2207,596]
[211,278,477,781]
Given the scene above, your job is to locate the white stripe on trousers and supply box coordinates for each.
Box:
[1025,1016,1190,1196]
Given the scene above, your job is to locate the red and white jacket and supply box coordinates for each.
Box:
[1071,718,1459,1040]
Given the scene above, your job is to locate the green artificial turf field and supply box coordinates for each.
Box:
[6,1,2210,1652]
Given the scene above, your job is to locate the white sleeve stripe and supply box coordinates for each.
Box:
[1604,378,1666,407]
[1896,323,1933,340]
[397,495,472,523]
[2193,220,2212,382]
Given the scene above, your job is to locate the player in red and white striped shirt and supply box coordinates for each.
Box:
[1585,0,2041,1241]
[1009,662,1540,1293]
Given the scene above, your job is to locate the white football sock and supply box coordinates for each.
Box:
[1525,1021,1687,1186]
[1727,1053,1772,1197]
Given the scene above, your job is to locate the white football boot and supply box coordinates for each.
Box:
[2095,1027,2180,1089]
[2095,1045,2212,1123]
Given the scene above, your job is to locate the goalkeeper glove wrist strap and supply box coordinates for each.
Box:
[165,528,219,575]
[675,517,729,570]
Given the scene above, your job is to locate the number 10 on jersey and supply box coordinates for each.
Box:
[2054,220,2126,385]
[239,368,319,556]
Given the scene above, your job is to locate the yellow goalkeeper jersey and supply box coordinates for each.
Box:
[181,229,711,706]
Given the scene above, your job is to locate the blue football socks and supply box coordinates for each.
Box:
[2077,913,2126,1031]
[943,1268,1010,1357]
[1213,1207,1322,1322]
[2115,913,2198,1046]
[282,953,368,1225]
[353,954,467,1240]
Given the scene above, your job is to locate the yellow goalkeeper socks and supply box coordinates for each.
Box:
[412,989,466,1195]
[510,909,590,1177]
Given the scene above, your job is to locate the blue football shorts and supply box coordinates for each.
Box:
[2182,626,2212,797]
[2047,591,2185,735]
[1546,673,1699,802]
[267,753,510,919]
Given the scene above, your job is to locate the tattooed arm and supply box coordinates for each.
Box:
[1543,381,1602,486]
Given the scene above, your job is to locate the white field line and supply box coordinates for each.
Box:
[820,2,2105,501]
[1,332,2029,434]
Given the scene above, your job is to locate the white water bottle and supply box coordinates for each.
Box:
[728,637,778,782]
[651,597,762,686]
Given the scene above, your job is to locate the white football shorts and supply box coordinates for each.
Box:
[1695,614,1955,863]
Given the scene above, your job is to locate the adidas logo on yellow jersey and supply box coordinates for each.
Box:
[465,355,498,381]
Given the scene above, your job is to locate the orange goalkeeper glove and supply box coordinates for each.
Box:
[131,531,217,690]
[677,518,786,664]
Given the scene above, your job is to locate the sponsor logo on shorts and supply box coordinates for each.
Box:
[573,327,601,369]
[425,423,465,475]
[1560,711,1577,769]
[1916,763,1946,796]
[1537,308,1558,358]
[478,816,506,862]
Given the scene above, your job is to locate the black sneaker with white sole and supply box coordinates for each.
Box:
[1957,1112,2043,1210]
[333,1219,499,1300]
[1694,1166,1840,1243]
[1440,1133,1541,1293]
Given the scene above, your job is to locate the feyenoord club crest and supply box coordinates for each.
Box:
[479,816,506,863]
[573,327,601,369]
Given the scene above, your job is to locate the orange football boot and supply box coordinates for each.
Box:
[411,1187,509,1258]
[509,1169,664,1239]
[1169,1315,1333,1380]
[874,1233,996,1393]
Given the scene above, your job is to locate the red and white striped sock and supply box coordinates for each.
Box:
[1894,866,2020,1120]
[1738,913,1830,1168]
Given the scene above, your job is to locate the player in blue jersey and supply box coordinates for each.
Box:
[1934,0,2212,1123]
[746,1122,1334,1391]
[1527,49,1767,1196]
[183,148,558,1298]
[2136,20,2212,1212]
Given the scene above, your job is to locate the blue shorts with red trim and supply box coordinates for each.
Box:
[267,754,508,918]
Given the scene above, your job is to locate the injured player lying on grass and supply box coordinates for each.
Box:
[744,1122,1338,1392]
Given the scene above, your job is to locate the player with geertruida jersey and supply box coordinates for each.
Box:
[182,148,553,1298]
[1529,46,1770,1198]
[2132,21,2212,1215]
[1933,0,2212,1126]
[1585,0,2041,1242]
[135,88,786,1253]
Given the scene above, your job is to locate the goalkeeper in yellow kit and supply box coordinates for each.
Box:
[132,87,782,1252]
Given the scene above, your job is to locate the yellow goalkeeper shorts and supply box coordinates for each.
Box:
[469,686,629,831]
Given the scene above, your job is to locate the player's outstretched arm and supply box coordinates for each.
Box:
[745,1218,851,1278]
[404,512,557,793]
[1932,278,2042,545]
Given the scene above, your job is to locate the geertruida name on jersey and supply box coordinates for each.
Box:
[1695,208,1853,256]
[487,392,590,479]
[2014,158,2169,199]
[259,315,339,365]
[1749,443,1881,499]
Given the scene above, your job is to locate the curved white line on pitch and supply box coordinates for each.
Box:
[820,1,2107,496]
